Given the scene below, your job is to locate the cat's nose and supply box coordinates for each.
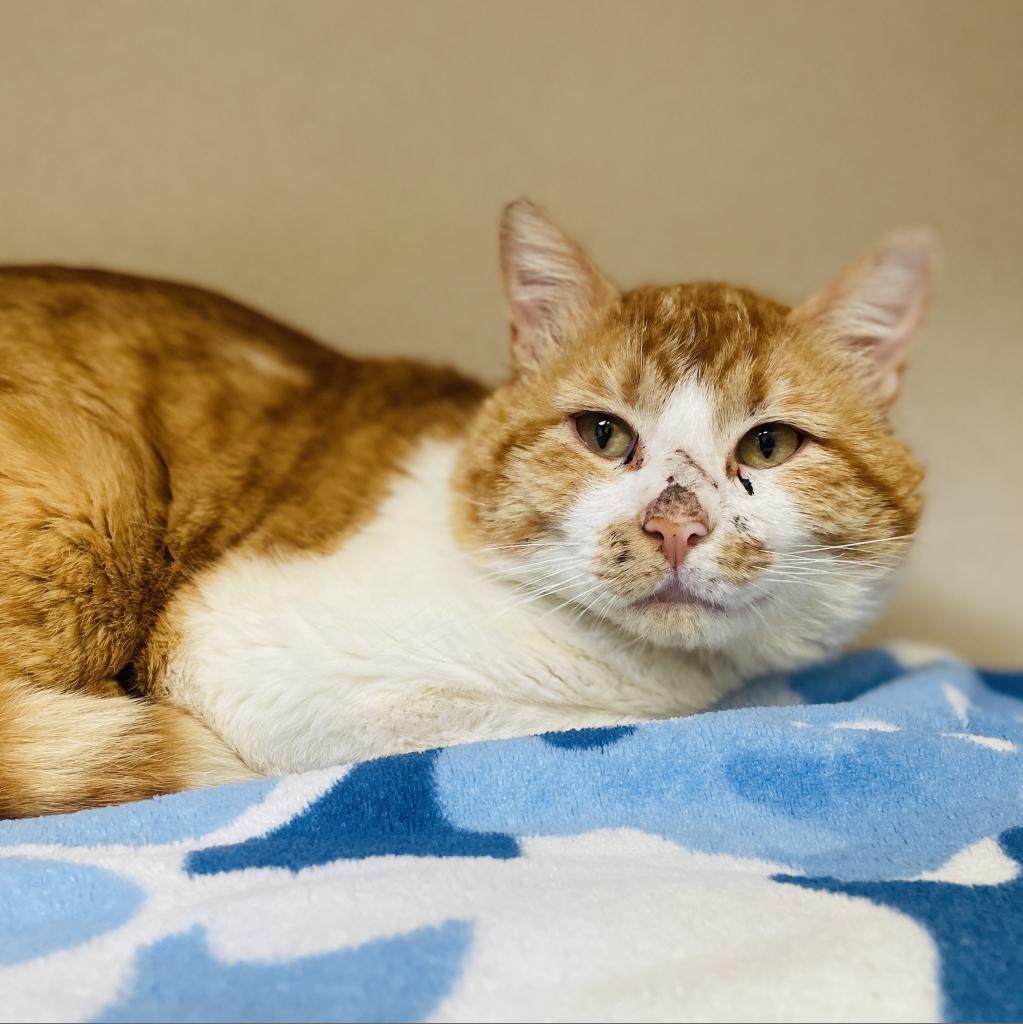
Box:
[642,516,709,569]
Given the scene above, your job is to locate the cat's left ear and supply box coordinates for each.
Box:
[500,199,619,372]
[790,231,936,403]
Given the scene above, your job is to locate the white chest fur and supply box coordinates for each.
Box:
[164,440,740,774]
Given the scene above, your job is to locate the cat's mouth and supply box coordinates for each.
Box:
[631,578,728,613]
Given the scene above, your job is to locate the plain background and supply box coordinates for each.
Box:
[1,1,1019,664]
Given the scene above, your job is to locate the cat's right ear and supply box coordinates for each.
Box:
[790,230,936,404]
[500,200,619,372]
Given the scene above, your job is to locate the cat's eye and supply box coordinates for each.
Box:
[736,422,802,469]
[573,412,636,461]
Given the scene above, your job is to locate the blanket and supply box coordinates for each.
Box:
[1,645,1021,1023]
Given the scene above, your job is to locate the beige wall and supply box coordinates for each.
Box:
[1,0,1020,664]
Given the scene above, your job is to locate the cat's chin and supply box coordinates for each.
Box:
[600,594,729,650]
[594,576,778,653]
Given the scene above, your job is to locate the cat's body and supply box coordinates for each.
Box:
[0,203,931,816]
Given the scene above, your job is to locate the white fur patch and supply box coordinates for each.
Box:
[165,440,737,774]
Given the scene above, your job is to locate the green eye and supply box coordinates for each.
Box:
[574,412,636,461]
[736,422,802,469]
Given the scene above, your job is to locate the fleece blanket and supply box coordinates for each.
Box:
[1,645,1021,1024]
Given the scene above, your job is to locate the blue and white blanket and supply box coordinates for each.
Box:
[2,645,1022,1023]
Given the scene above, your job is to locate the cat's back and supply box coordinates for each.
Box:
[0,265,486,564]
[0,263,438,408]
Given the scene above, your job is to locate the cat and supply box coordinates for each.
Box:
[0,200,930,817]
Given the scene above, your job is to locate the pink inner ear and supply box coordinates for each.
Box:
[512,294,557,331]
[517,269,571,289]
[500,200,619,371]
[794,230,935,402]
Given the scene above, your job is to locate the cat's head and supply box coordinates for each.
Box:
[455,200,930,673]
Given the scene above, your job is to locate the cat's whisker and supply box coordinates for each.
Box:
[494,572,594,617]
[472,541,575,555]
[753,573,872,591]
[497,568,591,594]
[774,563,897,576]
[491,576,569,602]
[474,556,581,584]
[771,553,897,572]
[471,556,582,578]
[787,550,904,563]
[593,591,623,626]
[532,591,590,623]
[568,586,617,630]
[777,556,900,572]
[497,568,590,601]
[760,572,873,587]
[766,563,865,576]
[470,536,576,550]
[614,627,653,653]
[759,565,857,580]
[746,598,772,632]
[765,564,889,579]
[778,551,901,566]
[537,579,606,625]
[788,534,916,555]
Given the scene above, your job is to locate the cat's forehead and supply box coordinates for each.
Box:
[621,283,790,385]
[560,282,802,434]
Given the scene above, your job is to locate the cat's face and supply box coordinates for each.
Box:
[456,202,929,673]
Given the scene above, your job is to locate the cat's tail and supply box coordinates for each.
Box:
[0,678,257,818]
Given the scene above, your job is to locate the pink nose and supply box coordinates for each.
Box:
[643,516,709,569]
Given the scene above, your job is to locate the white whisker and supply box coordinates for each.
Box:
[789,534,916,555]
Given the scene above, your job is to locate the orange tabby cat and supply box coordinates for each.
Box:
[0,201,930,817]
